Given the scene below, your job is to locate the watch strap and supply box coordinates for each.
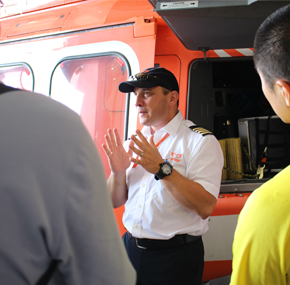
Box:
[154,160,173,180]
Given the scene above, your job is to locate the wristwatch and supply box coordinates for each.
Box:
[154,160,173,180]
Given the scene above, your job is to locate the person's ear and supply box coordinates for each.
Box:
[169,91,179,106]
[276,80,290,107]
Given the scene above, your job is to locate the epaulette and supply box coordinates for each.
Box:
[189,125,213,136]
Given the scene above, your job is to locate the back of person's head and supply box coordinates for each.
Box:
[254,4,290,90]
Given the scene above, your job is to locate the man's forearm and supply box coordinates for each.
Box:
[107,172,128,208]
[161,170,217,219]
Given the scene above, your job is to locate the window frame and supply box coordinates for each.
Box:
[0,62,34,91]
[49,52,131,141]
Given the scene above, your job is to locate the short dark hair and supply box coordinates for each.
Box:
[254,4,290,90]
[161,87,179,108]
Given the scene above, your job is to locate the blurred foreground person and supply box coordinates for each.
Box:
[0,83,136,285]
[230,4,290,285]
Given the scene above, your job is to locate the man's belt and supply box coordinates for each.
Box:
[127,232,200,250]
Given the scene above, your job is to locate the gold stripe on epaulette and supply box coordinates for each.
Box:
[191,127,212,136]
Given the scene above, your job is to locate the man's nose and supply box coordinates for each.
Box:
[135,94,143,106]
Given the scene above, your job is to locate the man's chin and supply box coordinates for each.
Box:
[139,116,149,126]
[141,120,153,128]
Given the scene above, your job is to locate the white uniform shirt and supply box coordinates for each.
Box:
[123,111,223,239]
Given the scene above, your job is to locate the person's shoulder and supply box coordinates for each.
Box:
[181,122,216,146]
[274,165,290,181]
[257,165,290,194]
[188,125,213,137]
[181,120,212,136]
[243,166,290,217]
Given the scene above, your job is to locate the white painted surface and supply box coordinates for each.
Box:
[203,215,239,261]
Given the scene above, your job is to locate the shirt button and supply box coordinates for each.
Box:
[135,225,139,228]
[142,184,146,187]
[138,204,142,208]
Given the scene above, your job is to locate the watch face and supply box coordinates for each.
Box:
[161,163,172,175]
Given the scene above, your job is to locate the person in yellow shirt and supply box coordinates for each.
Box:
[230,4,290,285]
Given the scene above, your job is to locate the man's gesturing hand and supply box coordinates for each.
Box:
[102,128,133,174]
[129,129,164,174]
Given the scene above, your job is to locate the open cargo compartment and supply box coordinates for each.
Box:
[149,0,289,50]
[187,57,290,194]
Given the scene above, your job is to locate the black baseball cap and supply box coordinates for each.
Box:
[118,67,179,93]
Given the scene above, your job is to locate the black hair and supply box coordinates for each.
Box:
[254,4,290,90]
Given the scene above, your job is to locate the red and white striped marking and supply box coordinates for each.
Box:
[214,48,254,57]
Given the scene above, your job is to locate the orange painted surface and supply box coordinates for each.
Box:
[212,193,252,216]
[0,0,163,40]
[114,205,126,236]
[203,260,232,282]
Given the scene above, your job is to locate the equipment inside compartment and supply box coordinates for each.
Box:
[188,58,290,181]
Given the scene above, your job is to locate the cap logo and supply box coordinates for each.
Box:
[129,72,172,91]
[129,72,149,81]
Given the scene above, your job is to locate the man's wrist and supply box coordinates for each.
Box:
[154,160,173,180]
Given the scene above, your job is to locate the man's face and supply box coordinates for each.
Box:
[258,71,290,123]
[133,86,171,131]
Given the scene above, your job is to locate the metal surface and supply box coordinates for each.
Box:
[156,0,259,10]
[220,180,265,193]
[149,0,290,50]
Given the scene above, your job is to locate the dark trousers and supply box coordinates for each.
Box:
[122,231,204,285]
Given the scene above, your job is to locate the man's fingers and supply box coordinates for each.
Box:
[130,132,149,151]
[104,134,113,153]
[127,148,133,158]
[129,144,141,156]
[107,129,116,146]
[135,129,150,146]
[105,128,121,152]
[149,135,156,147]
[114,128,123,147]
[129,136,143,150]
[102,143,111,157]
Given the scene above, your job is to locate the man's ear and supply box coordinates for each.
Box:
[276,80,290,107]
[169,91,179,106]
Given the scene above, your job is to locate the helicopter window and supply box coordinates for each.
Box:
[0,64,33,91]
[50,54,129,170]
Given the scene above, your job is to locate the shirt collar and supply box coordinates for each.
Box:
[141,110,183,138]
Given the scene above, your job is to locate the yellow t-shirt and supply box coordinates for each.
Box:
[230,165,290,285]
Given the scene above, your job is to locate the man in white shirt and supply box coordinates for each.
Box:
[102,67,223,285]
